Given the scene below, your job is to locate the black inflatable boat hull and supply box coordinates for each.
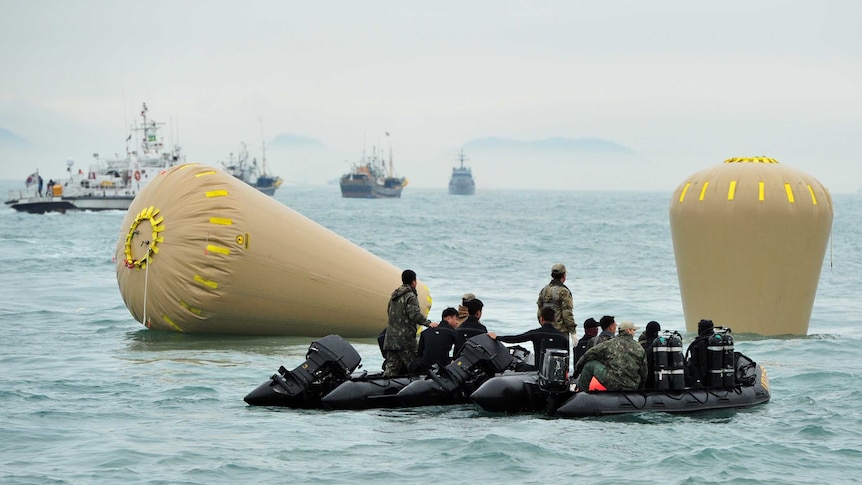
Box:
[472,354,770,417]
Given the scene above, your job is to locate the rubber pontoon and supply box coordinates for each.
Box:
[470,352,770,417]
[243,333,519,410]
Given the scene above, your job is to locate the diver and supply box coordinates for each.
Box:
[685,319,715,387]
[574,317,599,362]
[453,298,488,356]
[409,307,461,374]
[489,306,568,371]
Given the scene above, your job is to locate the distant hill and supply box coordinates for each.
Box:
[464,137,636,155]
[269,134,326,149]
[0,127,30,148]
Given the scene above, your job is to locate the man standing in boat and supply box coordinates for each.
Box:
[537,263,577,338]
[383,269,436,377]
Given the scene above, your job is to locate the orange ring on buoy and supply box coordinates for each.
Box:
[134,170,141,181]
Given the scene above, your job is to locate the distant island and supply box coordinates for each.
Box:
[269,134,326,149]
[464,137,636,155]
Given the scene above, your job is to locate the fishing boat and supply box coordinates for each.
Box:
[448,148,475,195]
[219,141,283,196]
[340,138,407,198]
[5,103,183,213]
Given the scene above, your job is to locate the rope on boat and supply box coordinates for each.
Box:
[143,246,152,327]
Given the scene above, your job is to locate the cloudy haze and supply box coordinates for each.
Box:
[1,1,860,191]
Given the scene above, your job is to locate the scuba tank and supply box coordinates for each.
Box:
[651,335,669,390]
[665,331,685,390]
[720,328,736,388]
[706,332,724,388]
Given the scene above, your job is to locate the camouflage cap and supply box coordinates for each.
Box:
[551,263,567,274]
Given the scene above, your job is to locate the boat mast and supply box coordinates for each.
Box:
[259,118,268,176]
[386,131,393,178]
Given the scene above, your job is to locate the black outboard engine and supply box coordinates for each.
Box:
[720,328,735,388]
[244,334,362,407]
[665,331,685,390]
[538,348,570,416]
[440,334,514,390]
[538,348,569,393]
[396,334,514,406]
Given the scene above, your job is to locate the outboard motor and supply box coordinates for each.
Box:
[538,348,569,393]
[244,334,362,406]
[665,331,685,390]
[720,327,736,388]
[651,335,669,390]
[706,332,725,388]
[396,334,514,406]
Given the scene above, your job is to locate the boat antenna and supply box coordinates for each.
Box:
[259,117,268,176]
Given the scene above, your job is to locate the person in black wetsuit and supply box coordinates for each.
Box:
[410,307,461,374]
[638,321,661,388]
[489,306,568,371]
[453,298,488,356]
[574,317,599,363]
[686,319,715,387]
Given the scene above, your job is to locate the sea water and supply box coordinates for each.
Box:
[1,180,861,484]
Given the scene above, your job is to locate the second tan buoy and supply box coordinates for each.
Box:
[669,157,832,336]
[114,163,432,336]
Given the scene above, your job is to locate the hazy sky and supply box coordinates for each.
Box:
[1,1,860,191]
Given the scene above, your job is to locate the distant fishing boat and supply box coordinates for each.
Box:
[340,135,407,198]
[448,148,475,195]
[5,103,183,214]
[219,141,283,196]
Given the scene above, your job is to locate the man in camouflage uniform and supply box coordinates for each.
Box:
[383,269,434,377]
[574,320,647,391]
[536,263,576,337]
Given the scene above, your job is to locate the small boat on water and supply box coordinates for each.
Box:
[219,141,283,196]
[340,138,407,198]
[448,148,475,195]
[244,333,519,409]
[245,328,770,417]
[5,103,183,213]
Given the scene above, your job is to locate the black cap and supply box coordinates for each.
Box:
[698,319,714,335]
[583,317,599,329]
[646,321,661,336]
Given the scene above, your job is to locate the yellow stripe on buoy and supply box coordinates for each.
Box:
[209,217,233,225]
[727,181,737,201]
[194,275,218,288]
[679,182,691,202]
[195,171,217,177]
[206,244,230,255]
[759,182,765,201]
[807,185,817,205]
[162,314,185,332]
[179,300,203,315]
[699,182,710,201]
[206,190,228,198]
[784,183,795,203]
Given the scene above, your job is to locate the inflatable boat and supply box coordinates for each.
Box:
[470,352,770,417]
[243,333,520,410]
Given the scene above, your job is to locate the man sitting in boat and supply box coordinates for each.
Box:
[454,298,488,356]
[574,317,599,362]
[588,315,617,349]
[488,306,568,371]
[409,307,462,374]
[574,320,648,391]
[685,319,715,387]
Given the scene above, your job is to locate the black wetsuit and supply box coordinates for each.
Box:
[454,316,488,356]
[686,331,713,387]
[496,323,568,370]
[409,322,457,374]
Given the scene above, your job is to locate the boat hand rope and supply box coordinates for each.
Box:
[142,246,152,327]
